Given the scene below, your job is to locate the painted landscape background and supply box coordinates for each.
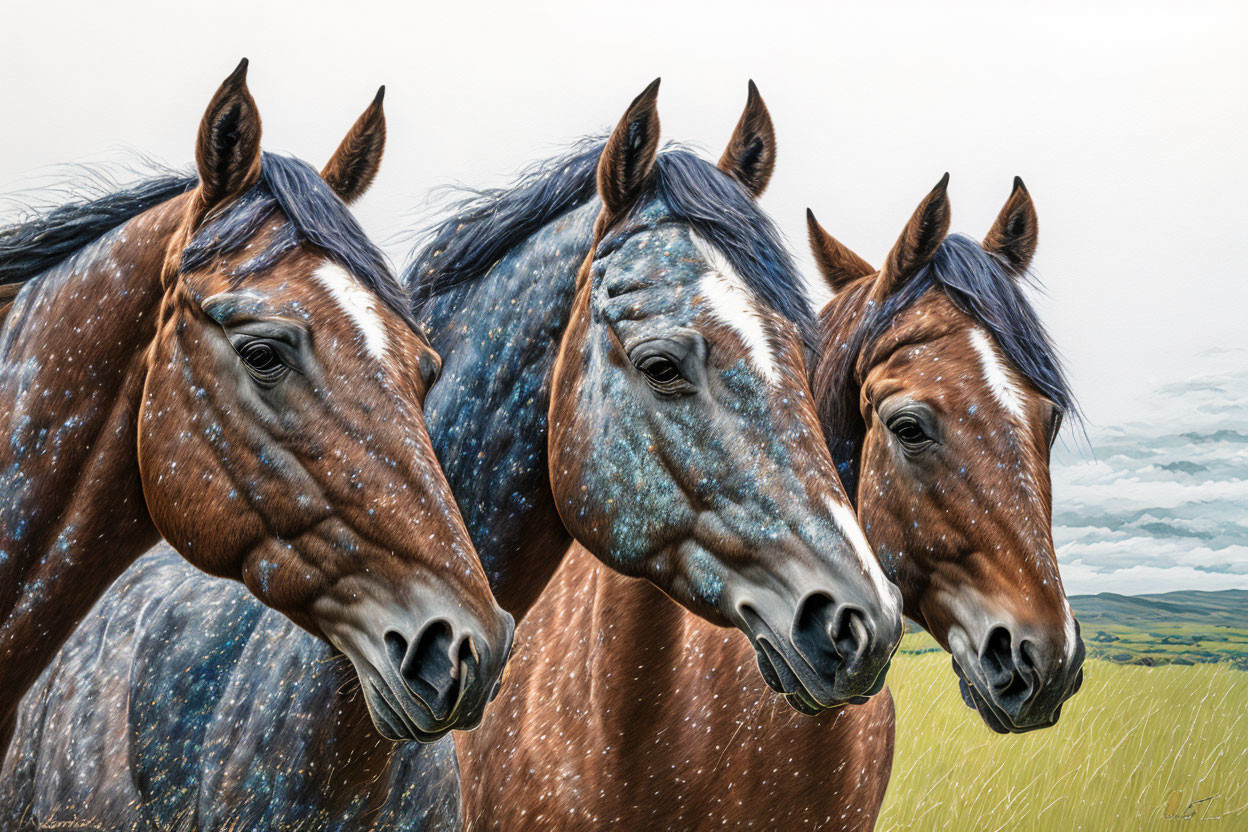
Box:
[880,654,1245,830]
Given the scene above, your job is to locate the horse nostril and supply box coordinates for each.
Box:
[981,626,1014,688]
[384,629,408,674]
[980,626,1039,713]
[831,606,871,668]
[1017,639,1040,677]
[385,620,461,723]
[792,593,874,680]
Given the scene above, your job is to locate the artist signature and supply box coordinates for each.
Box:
[1163,792,1222,821]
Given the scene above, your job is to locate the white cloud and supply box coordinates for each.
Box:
[1053,348,1248,595]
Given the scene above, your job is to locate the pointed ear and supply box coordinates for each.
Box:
[874,173,951,300]
[322,86,387,204]
[195,59,262,212]
[718,80,777,197]
[806,209,875,293]
[983,176,1038,274]
[597,78,661,219]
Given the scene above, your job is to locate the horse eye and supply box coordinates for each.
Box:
[636,355,691,395]
[887,415,931,450]
[237,341,288,384]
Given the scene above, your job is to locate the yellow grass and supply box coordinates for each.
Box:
[879,656,1248,831]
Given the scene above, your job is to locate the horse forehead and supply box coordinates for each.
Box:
[967,328,1029,420]
[599,225,782,385]
[860,297,971,387]
[307,261,394,365]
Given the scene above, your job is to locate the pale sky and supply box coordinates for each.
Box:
[2,0,1245,428]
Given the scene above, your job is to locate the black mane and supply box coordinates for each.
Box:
[0,171,195,292]
[0,154,410,325]
[403,137,815,341]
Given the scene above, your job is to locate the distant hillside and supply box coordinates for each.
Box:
[900,589,1248,669]
[1070,589,1248,628]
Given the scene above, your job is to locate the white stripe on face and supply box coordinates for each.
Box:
[827,496,900,616]
[691,233,779,384]
[313,261,391,365]
[969,328,1026,419]
[1062,601,1079,662]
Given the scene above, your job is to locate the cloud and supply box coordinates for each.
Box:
[1053,347,1248,595]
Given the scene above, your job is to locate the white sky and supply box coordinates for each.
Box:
[2,0,1245,427]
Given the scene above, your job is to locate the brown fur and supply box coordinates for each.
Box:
[982,176,1038,273]
[718,80,777,197]
[0,65,509,752]
[321,86,387,204]
[596,78,661,219]
[807,209,874,292]
[456,181,1080,829]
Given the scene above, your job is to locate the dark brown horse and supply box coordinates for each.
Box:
[0,82,902,830]
[454,173,1084,829]
[0,60,513,754]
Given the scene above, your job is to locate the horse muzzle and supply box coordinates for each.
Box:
[324,599,515,742]
[734,581,903,713]
[951,619,1085,734]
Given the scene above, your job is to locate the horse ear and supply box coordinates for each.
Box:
[195,58,262,212]
[874,173,951,300]
[983,176,1038,274]
[322,86,387,204]
[718,80,776,197]
[806,209,875,293]
[597,78,661,219]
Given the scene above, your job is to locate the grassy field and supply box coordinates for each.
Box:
[878,654,1247,831]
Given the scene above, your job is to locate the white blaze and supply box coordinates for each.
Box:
[1063,600,1079,662]
[827,497,900,615]
[313,261,391,364]
[691,233,779,384]
[969,328,1026,419]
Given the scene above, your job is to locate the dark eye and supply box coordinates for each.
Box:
[237,340,288,385]
[636,354,691,395]
[887,414,932,452]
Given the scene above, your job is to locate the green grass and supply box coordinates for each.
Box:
[879,655,1248,831]
[897,622,1248,669]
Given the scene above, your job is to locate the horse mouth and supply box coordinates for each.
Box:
[359,673,455,743]
[743,614,878,714]
[951,657,1062,735]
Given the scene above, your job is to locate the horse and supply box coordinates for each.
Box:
[451,173,1086,829]
[0,81,903,830]
[0,59,513,761]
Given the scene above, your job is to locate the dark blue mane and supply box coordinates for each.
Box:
[818,233,1077,497]
[0,154,410,325]
[405,137,603,310]
[404,137,815,341]
[183,153,411,324]
[0,171,196,292]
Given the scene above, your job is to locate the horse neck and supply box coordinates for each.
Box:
[0,200,181,724]
[417,200,597,619]
[497,544,696,751]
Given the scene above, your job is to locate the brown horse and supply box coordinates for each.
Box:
[0,60,513,754]
[0,81,903,831]
[455,172,1084,829]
